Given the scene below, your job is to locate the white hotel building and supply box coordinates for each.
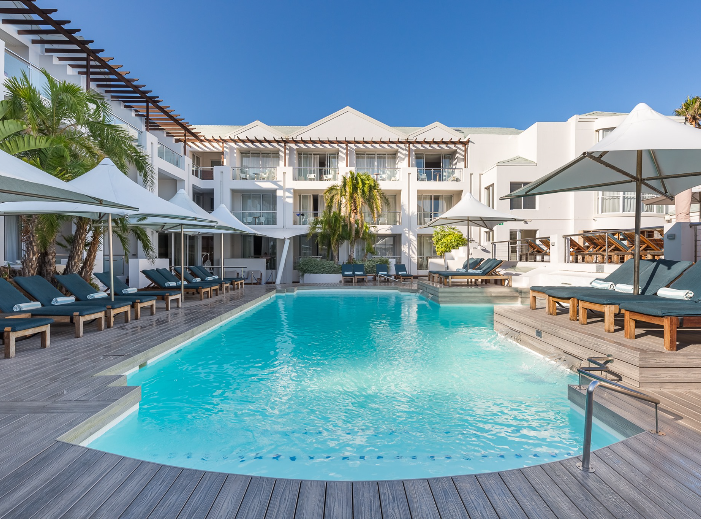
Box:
[0,4,673,285]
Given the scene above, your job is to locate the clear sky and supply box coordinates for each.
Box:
[54,0,696,130]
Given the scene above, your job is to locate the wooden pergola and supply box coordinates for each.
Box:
[1,0,201,145]
[191,136,471,167]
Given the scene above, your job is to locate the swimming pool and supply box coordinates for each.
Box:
[89,290,623,480]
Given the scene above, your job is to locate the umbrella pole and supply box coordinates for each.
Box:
[221,233,224,280]
[467,219,470,268]
[180,224,185,303]
[108,213,114,302]
[633,150,643,295]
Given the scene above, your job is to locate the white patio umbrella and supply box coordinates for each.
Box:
[69,160,217,302]
[421,192,525,266]
[0,150,133,209]
[504,102,701,294]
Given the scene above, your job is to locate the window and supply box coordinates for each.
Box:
[597,128,614,142]
[241,152,279,169]
[417,235,437,270]
[363,194,399,224]
[417,194,453,225]
[355,235,399,259]
[509,182,536,210]
[296,194,325,224]
[597,192,666,214]
[236,193,277,225]
[296,152,339,180]
[484,184,495,209]
[356,153,398,180]
[484,230,494,243]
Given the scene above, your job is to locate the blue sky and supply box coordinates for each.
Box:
[56,0,695,130]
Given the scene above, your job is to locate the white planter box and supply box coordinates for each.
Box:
[302,273,343,284]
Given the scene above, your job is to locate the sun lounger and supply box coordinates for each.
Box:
[530,259,656,319]
[573,259,692,332]
[173,267,221,296]
[617,261,701,350]
[342,264,355,284]
[428,258,483,283]
[394,264,413,281]
[353,264,367,283]
[94,272,182,311]
[375,264,393,282]
[56,273,157,320]
[0,278,104,338]
[14,275,130,329]
[436,259,509,286]
[190,265,244,292]
[151,268,213,300]
[0,316,52,359]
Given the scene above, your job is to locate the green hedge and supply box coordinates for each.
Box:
[297,256,390,275]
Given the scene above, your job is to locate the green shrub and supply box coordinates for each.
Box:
[297,257,342,274]
[433,226,467,256]
[360,257,390,274]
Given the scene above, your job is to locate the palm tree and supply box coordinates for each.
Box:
[4,70,153,280]
[307,209,348,262]
[674,96,701,127]
[324,171,388,262]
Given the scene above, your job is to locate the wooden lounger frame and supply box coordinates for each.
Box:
[441,274,511,287]
[49,310,105,338]
[129,299,156,320]
[624,310,701,352]
[139,290,181,310]
[529,290,578,321]
[3,317,50,358]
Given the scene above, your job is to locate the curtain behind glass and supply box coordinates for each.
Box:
[4,215,20,262]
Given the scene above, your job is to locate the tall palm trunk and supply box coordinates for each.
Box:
[79,226,103,281]
[65,217,90,274]
[21,215,39,276]
[39,241,57,281]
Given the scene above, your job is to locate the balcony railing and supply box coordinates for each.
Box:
[417,212,446,225]
[363,211,401,225]
[232,167,277,181]
[232,211,277,225]
[417,168,462,182]
[157,143,183,169]
[4,50,48,94]
[192,166,214,180]
[294,211,320,225]
[355,168,401,181]
[293,167,339,181]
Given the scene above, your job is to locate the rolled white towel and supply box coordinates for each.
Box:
[192,277,201,282]
[211,275,219,279]
[455,268,466,272]
[12,301,41,312]
[164,281,177,287]
[121,287,137,294]
[614,283,634,294]
[205,276,215,281]
[86,292,108,300]
[590,279,614,290]
[657,287,694,300]
[51,296,75,305]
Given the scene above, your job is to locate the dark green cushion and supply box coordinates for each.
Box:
[0,317,53,332]
[0,278,33,313]
[619,300,701,317]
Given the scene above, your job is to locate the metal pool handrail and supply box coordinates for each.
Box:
[576,369,661,472]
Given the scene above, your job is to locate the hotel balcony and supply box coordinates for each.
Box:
[417,211,445,225]
[294,211,319,225]
[293,167,339,181]
[192,166,215,180]
[232,167,278,181]
[417,168,462,182]
[364,211,402,225]
[157,143,184,169]
[231,211,277,225]
[355,167,401,182]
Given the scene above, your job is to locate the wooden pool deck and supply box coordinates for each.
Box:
[1,284,701,517]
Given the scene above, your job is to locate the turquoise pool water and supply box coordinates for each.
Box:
[90,290,623,480]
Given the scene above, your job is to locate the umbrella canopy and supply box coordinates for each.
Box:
[0,201,134,219]
[503,102,701,293]
[0,150,133,209]
[421,192,525,229]
[166,190,239,232]
[645,192,701,206]
[211,204,258,234]
[69,159,215,225]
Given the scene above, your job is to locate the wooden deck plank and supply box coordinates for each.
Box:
[145,468,204,518]
[111,465,181,519]
[539,462,617,519]
[262,478,300,519]
[520,465,586,519]
[1,449,105,518]
[60,457,143,518]
[498,469,556,519]
[88,461,162,518]
[294,480,324,519]
[476,473,528,519]
[426,477,469,519]
[352,481,381,519]
[206,474,251,519]
[23,451,121,518]
[451,475,498,519]
[177,471,228,519]
[235,476,275,519]
[324,481,352,519]
[377,480,410,519]
[403,479,441,519]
